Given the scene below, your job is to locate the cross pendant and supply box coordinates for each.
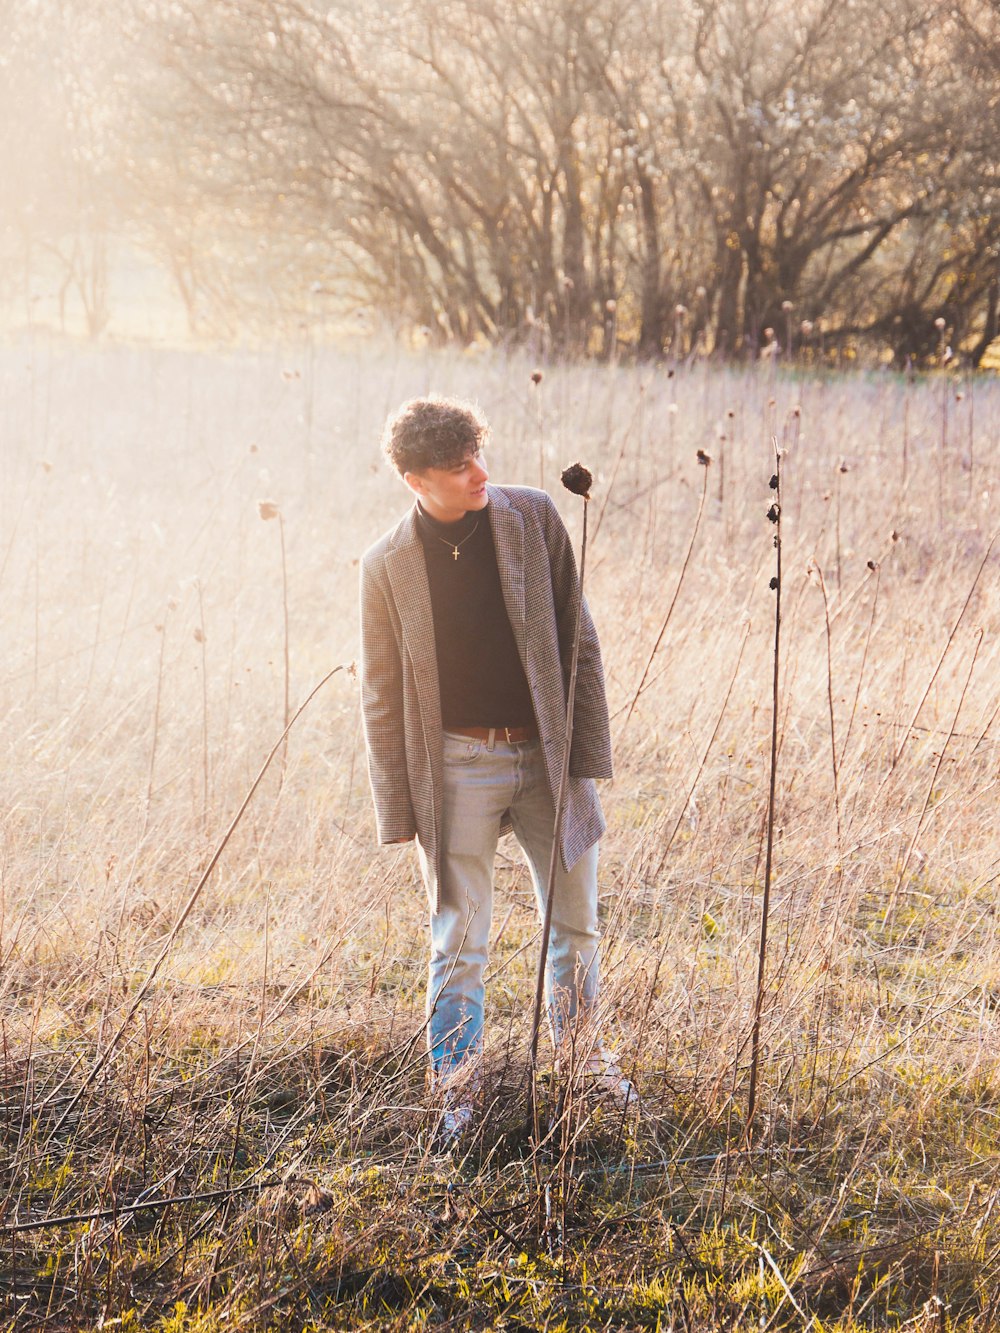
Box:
[451,546,460,560]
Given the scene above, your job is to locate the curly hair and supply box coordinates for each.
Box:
[381,396,490,475]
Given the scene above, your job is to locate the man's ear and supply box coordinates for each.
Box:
[403,470,425,500]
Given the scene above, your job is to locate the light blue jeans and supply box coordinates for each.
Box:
[427,728,601,1080]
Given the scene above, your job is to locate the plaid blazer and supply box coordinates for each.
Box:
[359,483,612,910]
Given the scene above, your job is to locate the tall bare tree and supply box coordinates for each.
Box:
[117,0,999,361]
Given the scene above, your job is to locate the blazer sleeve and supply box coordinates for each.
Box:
[359,555,418,843]
[541,495,613,780]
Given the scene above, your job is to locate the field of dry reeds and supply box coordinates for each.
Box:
[3,337,1000,1330]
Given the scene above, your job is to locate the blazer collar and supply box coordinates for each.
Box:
[486,486,527,659]
[389,491,509,545]
[388,503,421,551]
[388,487,515,546]
[384,507,442,742]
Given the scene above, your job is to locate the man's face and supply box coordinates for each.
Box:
[404,448,490,523]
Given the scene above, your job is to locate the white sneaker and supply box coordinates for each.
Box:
[436,1100,474,1149]
[430,1062,480,1150]
[585,1060,638,1109]
[558,1048,639,1109]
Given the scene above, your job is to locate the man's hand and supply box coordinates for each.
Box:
[387,836,414,844]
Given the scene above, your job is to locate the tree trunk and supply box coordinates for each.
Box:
[636,165,664,358]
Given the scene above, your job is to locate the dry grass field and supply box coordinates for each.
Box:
[3,337,1000,1330]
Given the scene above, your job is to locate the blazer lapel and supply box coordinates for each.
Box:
[384,509,443,738]
[487,487,527,660]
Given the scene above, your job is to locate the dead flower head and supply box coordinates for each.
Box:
[258,499,281,521]
[561,462,593,497]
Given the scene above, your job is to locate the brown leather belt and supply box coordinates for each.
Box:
[448,724,538,743]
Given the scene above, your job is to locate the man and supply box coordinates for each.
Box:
[359,395,631,1142]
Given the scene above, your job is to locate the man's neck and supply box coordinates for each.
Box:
[417,500,470,528]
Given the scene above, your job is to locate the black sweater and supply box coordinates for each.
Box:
[416,503,536,729]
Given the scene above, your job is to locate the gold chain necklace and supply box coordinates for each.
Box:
[436,519,479,561]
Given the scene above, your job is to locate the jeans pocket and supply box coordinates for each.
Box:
[443,732,482,764]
